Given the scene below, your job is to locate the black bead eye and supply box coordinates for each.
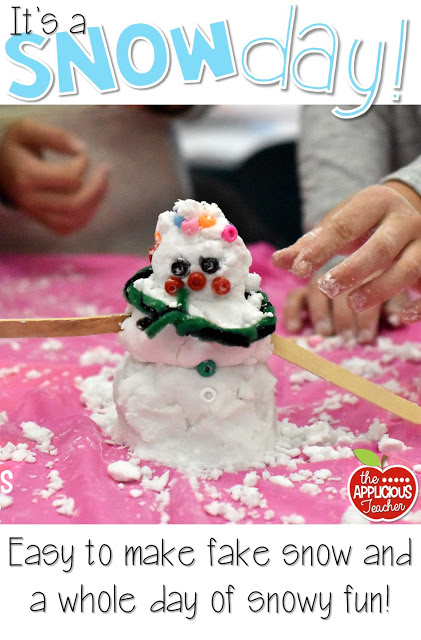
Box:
[200,257,220,274]
[171,259,191,277]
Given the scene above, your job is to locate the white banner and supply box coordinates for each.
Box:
[0,0,419,113]
[0,524,419,639]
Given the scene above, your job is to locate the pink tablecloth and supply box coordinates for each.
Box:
[1,245,421,524]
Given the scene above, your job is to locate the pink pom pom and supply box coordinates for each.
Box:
[181,218,200,235]
[221,223,238,243]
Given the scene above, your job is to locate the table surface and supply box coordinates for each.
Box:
[1,245,421,525]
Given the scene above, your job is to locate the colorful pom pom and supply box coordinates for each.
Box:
[165,276,183,296]
[188,272,206,291]
[199,213,216,228]
[181,218,200,235]
[154,231,161,244]
[212,277,231,295]
[221,223,238,243]
[174,214,184,228]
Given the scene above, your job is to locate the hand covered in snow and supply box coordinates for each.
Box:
[283,276,409,343]
[0,118,110,235]
[273,181,421,326]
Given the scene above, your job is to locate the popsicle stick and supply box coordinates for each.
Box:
[1,312,420,423]
[271,334,421,424]
[0,313,130,338]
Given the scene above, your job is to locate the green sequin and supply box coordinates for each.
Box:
[197,360,217,377]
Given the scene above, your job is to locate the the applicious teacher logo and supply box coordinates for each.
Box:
[348,449,418,522]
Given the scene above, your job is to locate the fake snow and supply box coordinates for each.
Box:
[20,421,55,454]
[25,370,42,379]
[52,495,76,517]
[0,366,20,379]
[204,501,245,522]
[0,494,13,509]
[300,483,322,496]
[268,475,294,488]
[281,514,305,524]
[79,347,123,367]
[40,339,63,352]
[229,485,266,508]
[341,357,384,379]
[142,470,170,492]
[378,435,407,453]
[71,320,416,524]
[0,442,36,463]
[243,471,259,487]
[36,470,64,499]
[107,461,142,483]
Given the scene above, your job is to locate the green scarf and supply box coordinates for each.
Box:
[124,266,277,348]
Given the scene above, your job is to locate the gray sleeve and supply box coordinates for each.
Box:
[299,106,394,232]
[382,155,421,196]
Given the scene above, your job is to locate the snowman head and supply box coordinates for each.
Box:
[150,200,252,302]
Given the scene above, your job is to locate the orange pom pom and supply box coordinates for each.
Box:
[199,214,216,228]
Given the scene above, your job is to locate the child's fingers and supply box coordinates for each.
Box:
[272,229,321,271]
[332,294,357,339]
[383,291,410,326]
[11,118,85,155]
[24,164,110,234]
[283,287,308,333]
[307,279,333,336]
[355,305,381,343]
[290,188,387,278]
[401,298,421,324]
[317,213,420,298]
[16,150,90,193]
[347,240,421,312]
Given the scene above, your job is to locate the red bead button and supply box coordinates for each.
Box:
[212,277,231,295]
[187,272,206,291]
[165,276,183,296]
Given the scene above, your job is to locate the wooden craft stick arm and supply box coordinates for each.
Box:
[0,313,130,338]
[271,334,421,425]
[1,313,420,424]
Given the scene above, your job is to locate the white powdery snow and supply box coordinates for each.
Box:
[0,494,13,509]
[79,347,123,367]
[142,471,170,492]
[21,421,54,454]
[341,357,384,379]
[0,442,36,463]
[204,501,245,522]
[107,461,142,483]
[229,485,266,508]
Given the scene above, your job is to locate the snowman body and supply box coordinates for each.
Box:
[112,200,277,471]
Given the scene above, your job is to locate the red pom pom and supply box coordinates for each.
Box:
[187,272,206,291]
[212,277,231,295]
[165,276,183,296]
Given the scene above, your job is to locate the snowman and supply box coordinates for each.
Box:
[112,199,277,471]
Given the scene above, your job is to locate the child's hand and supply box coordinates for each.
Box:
[283,276,409,342]
[0,118,110,235]
[273,182,421,324]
